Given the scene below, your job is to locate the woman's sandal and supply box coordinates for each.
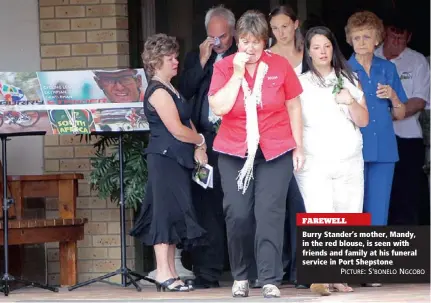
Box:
[155,278,189,292]
[310,283,331,296]
[331,283,354,292]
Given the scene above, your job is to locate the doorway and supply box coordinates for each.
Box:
[154,0,277,275]
[130,0,284,77]
[130,0,281,278]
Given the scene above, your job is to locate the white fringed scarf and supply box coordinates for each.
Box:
[236,61,269,194]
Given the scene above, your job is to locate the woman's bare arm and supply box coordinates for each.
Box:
[348,83,369,127]
[348,95,369,127]
[149,89,204,145]
[208,74,243,116]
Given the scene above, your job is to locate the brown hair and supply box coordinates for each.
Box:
[345,11,385,45]
[236,10,269,43]
[141,33,179,77]
[269,5,303,51]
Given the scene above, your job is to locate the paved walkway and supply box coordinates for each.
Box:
[0,283,428,302]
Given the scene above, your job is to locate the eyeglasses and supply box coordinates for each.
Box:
[97,76,137,86]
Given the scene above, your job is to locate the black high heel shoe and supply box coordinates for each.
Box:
[175,277,195,291]
[155,278,189,292]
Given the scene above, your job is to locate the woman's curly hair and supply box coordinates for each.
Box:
[141,33,179,77]
[345,11,385,46]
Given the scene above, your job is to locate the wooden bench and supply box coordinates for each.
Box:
[0,173,87,286]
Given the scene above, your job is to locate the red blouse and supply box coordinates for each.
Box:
[208,50,303,160]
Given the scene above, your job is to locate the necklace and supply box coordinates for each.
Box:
[152,76,179,98]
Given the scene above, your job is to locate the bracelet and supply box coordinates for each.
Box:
[196,133,205,147]
[393,103,402,108]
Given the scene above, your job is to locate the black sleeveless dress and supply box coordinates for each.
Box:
[130,80,207,250]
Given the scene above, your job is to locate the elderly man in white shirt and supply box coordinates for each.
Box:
[375,16,430,226]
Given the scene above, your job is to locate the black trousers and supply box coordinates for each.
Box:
[190,139,225,282]
[389,137,429,225]
[282,176,306,282]
[218,151,293,286]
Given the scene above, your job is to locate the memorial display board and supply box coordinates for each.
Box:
[0,69,148,134]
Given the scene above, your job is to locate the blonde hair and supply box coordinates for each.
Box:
[236,10,269,43]
[345,11,385,45]
[141,33,179,77]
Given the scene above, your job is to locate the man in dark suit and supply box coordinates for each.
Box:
[178,5,237,289]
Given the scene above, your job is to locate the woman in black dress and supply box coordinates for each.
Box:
[130,33,208,292]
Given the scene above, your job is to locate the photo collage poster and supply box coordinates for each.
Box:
[0,68,148,135]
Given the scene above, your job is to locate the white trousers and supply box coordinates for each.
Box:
[294,155,364,213]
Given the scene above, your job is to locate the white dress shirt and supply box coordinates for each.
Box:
[294,62,302,76]
[375,46,431,138]
[208,53,224,124]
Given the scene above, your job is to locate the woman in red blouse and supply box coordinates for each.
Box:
[208,10,304,299]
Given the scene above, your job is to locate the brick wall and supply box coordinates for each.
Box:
[39,0,135,285]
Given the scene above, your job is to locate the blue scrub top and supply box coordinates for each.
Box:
[348,54,408,163]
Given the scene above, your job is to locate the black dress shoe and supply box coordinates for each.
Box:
[188,276,220,289]
[281,277,290,285]
[294,280,310,289]
[281,272,291,285]
[249,279,260,288]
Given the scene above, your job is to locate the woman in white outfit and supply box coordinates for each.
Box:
[294,26,369,295]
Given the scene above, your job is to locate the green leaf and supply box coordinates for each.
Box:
[332,76,344,94]
[78,132,149,211]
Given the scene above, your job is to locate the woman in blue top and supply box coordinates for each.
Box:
[345,11,407,227]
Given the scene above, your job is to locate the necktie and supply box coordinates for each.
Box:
[215,53,223,62]
[209,53,224,126]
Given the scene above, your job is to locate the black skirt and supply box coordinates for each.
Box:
[130,153,207,250]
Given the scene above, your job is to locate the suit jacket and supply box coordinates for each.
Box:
[179,42,237,141]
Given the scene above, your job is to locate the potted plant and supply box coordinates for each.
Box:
[82,132,149,211]
[81,132,153,272]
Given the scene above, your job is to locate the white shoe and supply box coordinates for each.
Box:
[262,284,281,298]
[232,280,249,297]
[362,283,382,287]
